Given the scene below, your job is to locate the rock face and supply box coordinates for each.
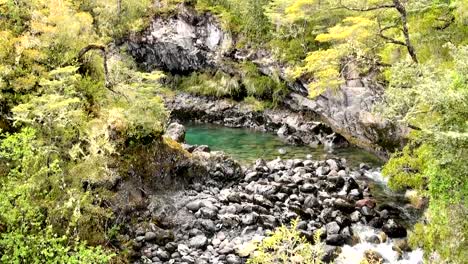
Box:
[128,6,231,73]
[127,5,407,157]
[283,89,407,158]
[166,93,348,148]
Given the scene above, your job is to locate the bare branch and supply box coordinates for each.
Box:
[77,44,128,100]
[434,16,455,30]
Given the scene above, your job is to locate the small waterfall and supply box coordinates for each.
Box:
[335,224,424,264]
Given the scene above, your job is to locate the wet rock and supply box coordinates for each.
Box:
[326,234,345,246]
[366,235,381,244]
[393,238,411,252]
[165,122,186,142]
[363,250,384,263]
[194,145,211,152]
[369,217,384,228]
[334,199,355,213]
[322,245,341,263]
[326,159,339,171]
[382,219,407,238]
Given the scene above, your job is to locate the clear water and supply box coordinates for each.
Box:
[185,123,383,167]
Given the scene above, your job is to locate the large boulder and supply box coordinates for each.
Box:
[165,122,186,142]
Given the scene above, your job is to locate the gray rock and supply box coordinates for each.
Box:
[244,171,259,182]
[189,235,208,249]
[241,213,258,225]
[226,254,241,264]
[165,122,186,142]
[178,244,191,256]
[326,234,345,246]
[382,219,407,238]
[326,221,341,235]
[144,232,157,241]
[350,211,362,222]
[299,183,316,193]
[366,235,381,244]
[186,200,202,212]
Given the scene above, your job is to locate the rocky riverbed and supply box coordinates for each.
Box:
[131,140,419,264]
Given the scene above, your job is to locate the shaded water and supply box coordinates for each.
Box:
[185,123,383,167]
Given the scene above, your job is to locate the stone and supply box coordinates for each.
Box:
[326,234,345,246]
[241,213,258,225]
[182,255,195,263]
[299,183,316,193]
[326,221,341,235]
[361,206,375,216]
[194,145,211,152]
[326,159,339,171]
[186,200,202,212]
[393,238,411,252]
[244,171,259,182]
[253,194,273,208]
[369,217,384,228]
[199,207,218,219]
[333,198,355,213]
[154,250,170,261]
[350,211,362,222]
[189,235,208,249]
[144,231,157,241]
[165,242,178,253]
[382,219,407,238]
[144,228,174,245]
[363,250,384,263]
[165,122,186,142]
[366,235,381,244]
[355,198,376,208]
[177,244,190,256]
[322,245,341,263]
[226,254,241,264]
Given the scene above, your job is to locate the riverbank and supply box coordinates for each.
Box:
[128,123,424,264]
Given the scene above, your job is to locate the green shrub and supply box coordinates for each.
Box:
[247,219,324,264]
[179,71,241,98]
[243,96,268,112]
[241,62,288,105]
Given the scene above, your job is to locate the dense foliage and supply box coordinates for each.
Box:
[0,0,167,262]
[247,219,324,264]
[1,0,467,262]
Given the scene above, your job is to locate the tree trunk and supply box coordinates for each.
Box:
[78,44,111,88]
[393,0,418,63]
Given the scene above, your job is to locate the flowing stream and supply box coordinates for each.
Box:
[184,122,424,263]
